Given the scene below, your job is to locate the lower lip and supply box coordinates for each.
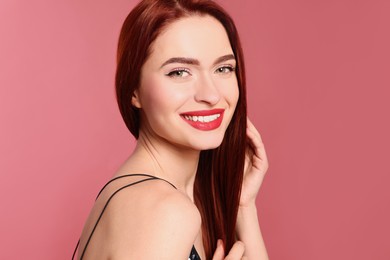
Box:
[181,112,224,131]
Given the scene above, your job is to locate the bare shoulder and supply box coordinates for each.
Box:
[102,179,201,259]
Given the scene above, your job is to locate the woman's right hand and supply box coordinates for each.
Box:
[212,240,247,260]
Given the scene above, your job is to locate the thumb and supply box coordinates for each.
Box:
[212,239,224,260]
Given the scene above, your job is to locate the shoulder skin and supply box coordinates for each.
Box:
[98,179,202,259]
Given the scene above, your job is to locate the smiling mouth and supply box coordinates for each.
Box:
[180,109,224,131]
[183,114,221,123]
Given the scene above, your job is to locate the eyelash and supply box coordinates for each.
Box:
[166,65,235,78]
[215,65,235,74]
[166,68,191,78]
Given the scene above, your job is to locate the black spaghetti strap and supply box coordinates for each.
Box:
[72,174,177,260]
[96,173,176,198]
[71,239,80,260]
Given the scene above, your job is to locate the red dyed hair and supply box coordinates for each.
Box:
[115,0,247,258]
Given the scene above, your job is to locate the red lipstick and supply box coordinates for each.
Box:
[180,109,224,131]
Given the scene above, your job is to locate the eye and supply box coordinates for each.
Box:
[215,65,235,74]
[166,68,191,78]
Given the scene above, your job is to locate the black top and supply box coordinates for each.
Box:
[72,174,201,260]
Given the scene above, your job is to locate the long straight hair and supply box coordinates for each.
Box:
[115,0,247,258]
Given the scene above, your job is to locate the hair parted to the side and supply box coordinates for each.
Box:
[115,0,247,258]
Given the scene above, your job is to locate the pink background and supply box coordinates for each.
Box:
[1,0,389,259]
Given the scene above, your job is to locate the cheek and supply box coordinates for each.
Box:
[217,78,239,107]
[231,84,240,105]
[139,76,188,115]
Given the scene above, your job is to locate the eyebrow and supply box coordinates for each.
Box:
[160,54,236,68]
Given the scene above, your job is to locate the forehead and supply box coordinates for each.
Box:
[148,15,233,65]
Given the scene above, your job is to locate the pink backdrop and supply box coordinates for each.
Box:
[1,0,389,259]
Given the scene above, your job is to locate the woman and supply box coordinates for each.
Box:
[73,0,269,259]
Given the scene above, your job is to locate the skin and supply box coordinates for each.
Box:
[78,15,268,260]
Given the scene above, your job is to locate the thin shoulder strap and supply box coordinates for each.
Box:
[72,174,176,260]
[96,173,176,198]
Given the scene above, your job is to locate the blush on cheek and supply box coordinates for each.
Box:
[149,77,190,103]
[139,77,188,118]
[218,82,239,106]
[139,77,165,106]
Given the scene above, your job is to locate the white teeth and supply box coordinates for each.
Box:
[183,114,220,122]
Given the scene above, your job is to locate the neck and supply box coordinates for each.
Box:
[119,130,200,199]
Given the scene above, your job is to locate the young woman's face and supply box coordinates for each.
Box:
[134,15,239,150]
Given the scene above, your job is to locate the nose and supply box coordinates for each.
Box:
[194,73,221,105]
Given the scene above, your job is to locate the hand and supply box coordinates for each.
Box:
[240,118,269,208]
[212,240,247,260]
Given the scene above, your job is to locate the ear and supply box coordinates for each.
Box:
[131,90,142,108]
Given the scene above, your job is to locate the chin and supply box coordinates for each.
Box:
[187,134,225,151]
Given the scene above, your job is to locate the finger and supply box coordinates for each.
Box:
[246,118,269,174]
[246,118,266,149]
[212,239,225,260]
[247,118,263,142]
[246,127,268,164]
[246,119,264,152]
[225,241,245,260]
